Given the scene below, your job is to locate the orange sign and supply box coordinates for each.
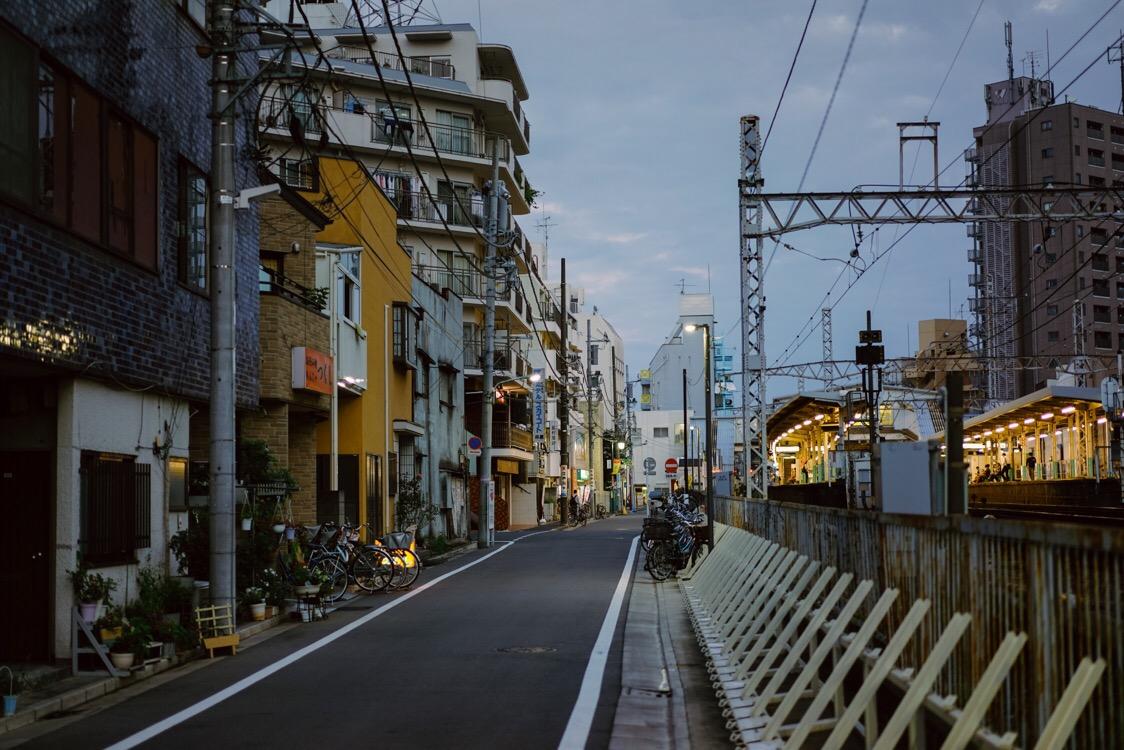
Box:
[292,347,333,394]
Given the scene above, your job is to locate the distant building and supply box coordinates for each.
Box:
[901,319,983,396]
[969,74,1124,401]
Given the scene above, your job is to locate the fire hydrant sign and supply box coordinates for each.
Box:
[665,457,679,476]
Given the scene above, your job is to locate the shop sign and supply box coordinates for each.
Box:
[292,347,333,395]
[532,369,546,440]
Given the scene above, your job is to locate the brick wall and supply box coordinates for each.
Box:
[0,1,259,406]
[288,415,319,523]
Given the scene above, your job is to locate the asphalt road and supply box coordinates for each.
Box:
[15,515,643,750]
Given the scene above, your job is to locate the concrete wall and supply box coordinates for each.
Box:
[54,378,189,658]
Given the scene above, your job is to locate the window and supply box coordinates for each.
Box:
[275,157,315,190]
[1091,227,1108,245]
[336,251,361,324]
[1047,304,1058,316]
[1119,306,1124,323]
[1077,225,1085,238]
[1041,119,1053,131]
[1074,117,1080,128]
[1075,144,1081,156]
[1117,281,1124,297]
[1093,253,1110,271]
[1089,148,1105,167]
[1117,257,1124,273]
[1094,305,1111,323]
[1041,147,1054,159]
[1087,120,1104,139]
[1047,331,1059,343]
[1095,331,1113,349]
[1045,252,1057,263]
[1042,174,1054,185]
[372,99,412,145]
[435,109,474,155]
[1094,278,1109,297]
[1075,173,1082,184]
[1,29,157,267]
[1090,175,1106,187]
[1046,278,1058,289]
[392,302,416,368]
[79,451,151,565]
[172,0,206,26]
[178,160,207,291]
[168,458,188,512]
[653,426,669,438]
[1045,226,1057,238]
[1113,125,1124,145]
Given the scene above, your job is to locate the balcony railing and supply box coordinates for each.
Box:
[463,337,529,376]
[416,264,481,299]
[260,95,322,135]
[372,117,510,161]
[327,46,455,80]
[259,265,328,314]
[493,423,533,451]
[390,191,485,229]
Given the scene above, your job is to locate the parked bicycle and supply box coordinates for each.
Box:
[594,504,609,520]
[568,497,589,527]
[360,523,422,590]
[643,494,705,581]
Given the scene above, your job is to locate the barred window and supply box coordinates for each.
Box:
[80,452,151,565]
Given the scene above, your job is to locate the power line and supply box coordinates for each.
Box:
[760,0,818,159]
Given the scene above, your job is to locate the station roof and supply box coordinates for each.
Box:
[768,392,846,439]
[932,383,1104,442]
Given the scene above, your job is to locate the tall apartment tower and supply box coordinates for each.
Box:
[969,74,1124,400]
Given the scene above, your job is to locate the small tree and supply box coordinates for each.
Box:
[395,476,436,534]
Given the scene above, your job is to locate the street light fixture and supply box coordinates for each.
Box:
[683,322,714,551]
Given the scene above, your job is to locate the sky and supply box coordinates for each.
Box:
[425,0,1123,393]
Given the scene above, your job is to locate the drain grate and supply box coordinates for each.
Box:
[497,645,557,654]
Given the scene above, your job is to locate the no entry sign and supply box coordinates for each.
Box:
[664,458,679,476]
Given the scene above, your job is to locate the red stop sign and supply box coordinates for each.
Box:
[664,458,679,476]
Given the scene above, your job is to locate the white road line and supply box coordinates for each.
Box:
[105,541,517,750]
[558,534,641,750]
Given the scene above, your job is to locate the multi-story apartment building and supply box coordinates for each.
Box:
[969,74,1124,400]
[0,4,259,662]
[259,3,540,534]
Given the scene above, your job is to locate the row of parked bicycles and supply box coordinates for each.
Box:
[277,522,422,603]
[641,494,707,581]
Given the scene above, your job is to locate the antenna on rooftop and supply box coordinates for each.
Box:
[1005,21,1014,82]
[536,209,556,281]
[1109,33,1124,114]
[350,1,443,27]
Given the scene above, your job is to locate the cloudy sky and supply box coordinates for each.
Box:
[431,0,1122,389]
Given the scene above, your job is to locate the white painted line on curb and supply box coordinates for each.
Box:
[557,534,641,750]
[105,540,517,750]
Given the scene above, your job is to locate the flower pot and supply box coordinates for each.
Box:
[294,584,318,596]
[241,518,253,531]
[249,602,267,621]
[285,526,296,540]
[79,602,99,624]
[272,523,286,534]
[300,609,312,623]
[2,695,15,718]
[110,651,135,670]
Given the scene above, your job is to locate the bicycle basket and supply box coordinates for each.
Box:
[381,531,413,549]
[642,521,672,541]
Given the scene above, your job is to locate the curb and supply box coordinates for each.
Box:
[0,614,286,737]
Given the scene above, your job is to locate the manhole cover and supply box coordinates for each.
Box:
[497,646,557,654]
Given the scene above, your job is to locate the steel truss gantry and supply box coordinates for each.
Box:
[764,353,1108,383]
[737,118,1124,499]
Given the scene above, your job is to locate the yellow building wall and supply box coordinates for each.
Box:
[306,156,413,532]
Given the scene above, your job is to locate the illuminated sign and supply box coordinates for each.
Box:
[291,347,333,395]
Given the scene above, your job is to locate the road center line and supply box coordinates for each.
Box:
[105,540,517,750]
[557,534,641,750]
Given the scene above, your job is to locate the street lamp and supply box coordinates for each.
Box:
[683,322,714,551]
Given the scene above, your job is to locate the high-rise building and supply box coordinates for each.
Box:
[969,74,1124,400]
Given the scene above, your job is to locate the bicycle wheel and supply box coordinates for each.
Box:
[355,546,395,592]
[388,548,421,589]
[646,541,673,581]
[311,556,348,602]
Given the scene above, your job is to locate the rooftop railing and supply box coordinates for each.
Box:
[327,46,455,80]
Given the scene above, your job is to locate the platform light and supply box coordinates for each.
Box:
[1008,422,1020,429]
[1023,417,1035,425]
[995,426,1005,433]
[1097,416,1108,424]
[984,430,993,436]
[814,414,825,421]
[1060,405,1076,414]
[802,419,812,426]
[1055,430,1063,436]
[1040,412,1054,420]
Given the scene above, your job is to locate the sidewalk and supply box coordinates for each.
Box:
[610,564,729,749]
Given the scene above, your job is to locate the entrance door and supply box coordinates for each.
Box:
[0,451,52,661]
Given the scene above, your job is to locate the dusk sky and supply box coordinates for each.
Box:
[432,0,1123,391]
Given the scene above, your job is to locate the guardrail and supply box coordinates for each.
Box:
[711,496,1121,750]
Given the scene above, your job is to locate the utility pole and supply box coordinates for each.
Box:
[945,371,966,514]
[208,0,238,612]
[703,325,714,549]
[625,364,633,512]
[1109,34,1124,115]
[478,139,501,549]
[559,259,570,525]
[611,345,619,513]
[682,368,689,493]
[586,317,595,510]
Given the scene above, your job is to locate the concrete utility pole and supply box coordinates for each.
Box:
[611,345,619,513]
[586,317,595,509]
[478,139,501,549]
[208,0,238,612]
[682,368,689,492]
[624,364,633,512]
[559,259,570,524]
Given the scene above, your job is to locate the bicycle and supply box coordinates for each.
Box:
[594,504,609,520]
[275,524,348,603]
[362,523,422,590]
[568,498,589,527]
[643,494,705,581]
[339,522,397,593]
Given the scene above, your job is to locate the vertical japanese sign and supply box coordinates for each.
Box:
[532,368,546,441]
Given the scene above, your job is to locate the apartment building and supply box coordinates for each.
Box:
[259,3,540,532]
[969,74,1124,399]
[0,4,259,662]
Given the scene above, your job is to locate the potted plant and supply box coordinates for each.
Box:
[260,568,291,617]
[1,666,17,718]
[68,559,117,624]
[291,563,317,596]
[242,586,267,621]
[95,605,126,643]
[240,502,253,532]
[110,621,151,671]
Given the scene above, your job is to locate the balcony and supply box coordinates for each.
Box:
[464,336,530,379]
[390,191,485,231]
[259,265,328,314]
[372,116,511,162]
[492,422,533,452]
[327,46,456,80]
[415,264,480,298]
